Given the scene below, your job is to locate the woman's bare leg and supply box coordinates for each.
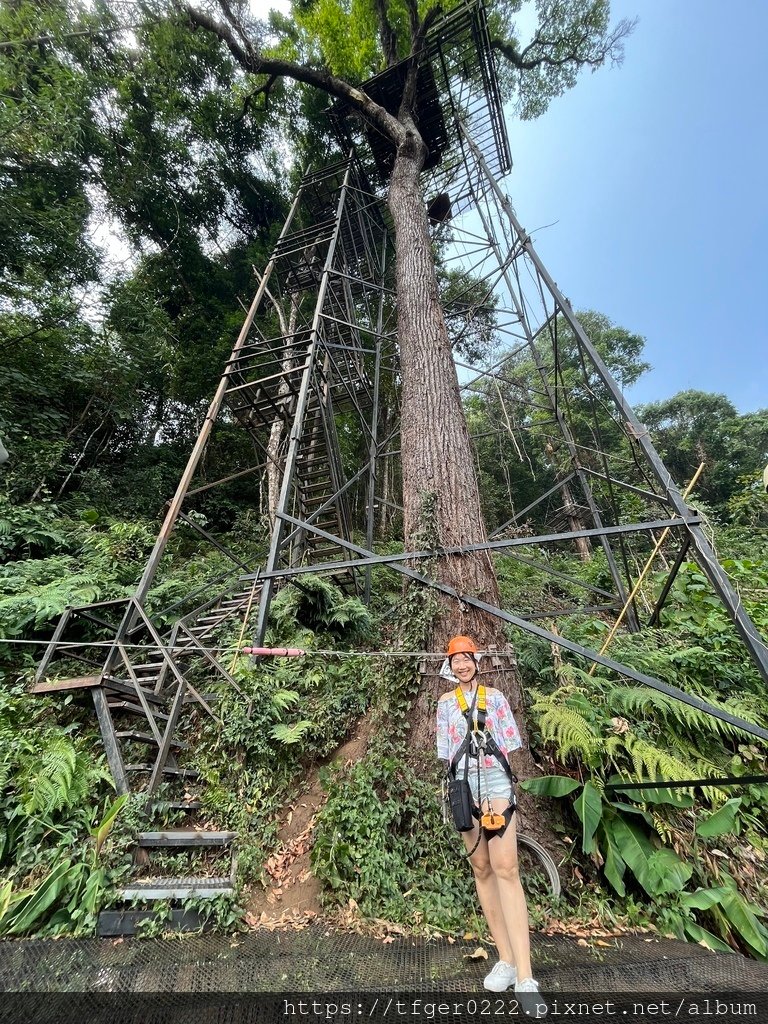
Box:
[462,824,515,964]
[485,802,533,981]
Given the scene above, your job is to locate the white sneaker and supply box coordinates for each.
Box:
[515,978,548,1018]
[483,960,517,991]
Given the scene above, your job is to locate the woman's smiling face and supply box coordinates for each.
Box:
[449,651,477,683]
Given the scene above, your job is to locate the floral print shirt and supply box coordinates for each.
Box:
[436,686,522,772]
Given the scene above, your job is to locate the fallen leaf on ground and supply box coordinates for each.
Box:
[464,947,489,961]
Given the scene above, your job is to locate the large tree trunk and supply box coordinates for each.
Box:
[387,124,534,746]
[388,128,501,637]
[386,131,557,851]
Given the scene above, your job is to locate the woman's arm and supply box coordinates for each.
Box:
[436,695,451,762]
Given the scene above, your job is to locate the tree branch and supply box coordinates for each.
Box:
[400,2,442,119]
[180,2,406,147]
[372,0,399,67]
[492,16,636,72]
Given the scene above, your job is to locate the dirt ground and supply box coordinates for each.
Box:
[243,716,372,928]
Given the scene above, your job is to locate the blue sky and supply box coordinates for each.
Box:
[506,0,768,413]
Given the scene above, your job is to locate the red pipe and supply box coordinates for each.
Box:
[242,646,305,657]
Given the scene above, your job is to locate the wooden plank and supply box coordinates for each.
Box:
[115,730,188,749]
[103,677,164,704]
[30,674,101,694]
[92,686,130,795]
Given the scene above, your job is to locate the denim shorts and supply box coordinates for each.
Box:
[460,759,513,805]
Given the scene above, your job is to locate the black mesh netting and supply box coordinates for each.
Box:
[1,927,766,1024]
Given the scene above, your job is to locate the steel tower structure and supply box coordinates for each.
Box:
[34,0,768,808]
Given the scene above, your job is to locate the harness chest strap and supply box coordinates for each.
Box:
[450,685,516,784]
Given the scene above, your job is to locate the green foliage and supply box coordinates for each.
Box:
[522,772,768,958]
[0,680,130,936]
[269,574,373,639]
[183,579,376,890]
[637,391,768,511]
[312,753,476,928]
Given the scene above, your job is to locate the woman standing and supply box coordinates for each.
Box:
[436,635,547,1017]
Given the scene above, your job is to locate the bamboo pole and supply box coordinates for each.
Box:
[588,462,705,674]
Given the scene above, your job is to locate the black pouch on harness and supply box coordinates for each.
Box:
[447,778,475,832]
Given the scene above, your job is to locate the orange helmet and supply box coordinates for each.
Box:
[446,635,478,658]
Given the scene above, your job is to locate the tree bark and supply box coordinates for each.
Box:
[386,120,539,764]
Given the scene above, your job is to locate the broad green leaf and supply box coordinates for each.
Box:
[601,832,626,896]
[2,859,73,936]
[696,798,742,838]
[682,919,733,953]
[644,848,692,896]
[574,780,602,854]
[680,886,732,911]
[520,775,581,798]
[609,816,654,894]
[0,881,13,922]
[721,892,768,956]
[607,800,653,825]
[92,793,128,856]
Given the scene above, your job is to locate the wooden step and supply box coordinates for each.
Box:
[147,799,202,812]
[103,678,165,704]
[115,731,188,749]
[107,701,171,720]
[30,675,101,694]
[138,829,236,848]
[125,765,200,779]
[120,876,233,900]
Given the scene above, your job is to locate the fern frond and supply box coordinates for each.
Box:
[271,720,314,745]
[623,735,699,787]
[535,703,601,761]
[271,689,300,711]
[21,737,77,816]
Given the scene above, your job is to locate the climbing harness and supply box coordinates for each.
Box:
[447,682,518,855]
